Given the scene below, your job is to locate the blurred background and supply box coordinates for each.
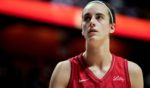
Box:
[0,0,150,88]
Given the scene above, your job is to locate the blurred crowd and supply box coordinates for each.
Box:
[51,0,150,20]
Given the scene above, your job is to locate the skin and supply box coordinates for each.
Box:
[49,2,144,88]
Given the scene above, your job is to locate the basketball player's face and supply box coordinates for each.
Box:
[81,3,115,41]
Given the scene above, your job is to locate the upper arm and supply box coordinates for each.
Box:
[49,60,71,88]
[128,61,144,88]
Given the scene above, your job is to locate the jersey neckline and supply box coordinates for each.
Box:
[80,53,115,82]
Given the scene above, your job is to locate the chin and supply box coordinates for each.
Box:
[88,35,101,39]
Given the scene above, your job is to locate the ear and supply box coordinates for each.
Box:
[110,23,115,33]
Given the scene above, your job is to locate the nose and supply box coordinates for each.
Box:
[89,17,96,28]
[89,22,95,28]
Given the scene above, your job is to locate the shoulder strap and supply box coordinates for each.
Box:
[67,55,80,88]
[124,59,131,88]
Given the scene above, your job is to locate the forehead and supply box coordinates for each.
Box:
[83,3,108,16]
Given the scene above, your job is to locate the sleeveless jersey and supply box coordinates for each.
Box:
[67,54,131,88]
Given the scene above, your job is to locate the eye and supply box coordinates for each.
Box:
[83,15,91,22]
[96,15,102,20]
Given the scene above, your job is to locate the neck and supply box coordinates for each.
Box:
[83,38,112,66]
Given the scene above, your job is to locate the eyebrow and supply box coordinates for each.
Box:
[83,12,104,17]
[95,13,103,16]
[83,13,90,17]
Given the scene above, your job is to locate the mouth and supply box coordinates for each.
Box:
[88,29,98,33]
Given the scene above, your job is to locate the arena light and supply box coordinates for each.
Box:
[0,0,81,27]
[0,0,150,41]
[115,14,150,41]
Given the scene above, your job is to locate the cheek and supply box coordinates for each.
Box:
[82,28,86,36]
[98,23,110,32]
[82,23,88,33]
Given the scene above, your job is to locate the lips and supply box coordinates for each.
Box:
[88,29,98,33]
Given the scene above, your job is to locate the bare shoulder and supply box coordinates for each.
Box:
[49,60,71,88]
[128,61,143,74]
[128,61,144,88]
[55,60,71,72]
